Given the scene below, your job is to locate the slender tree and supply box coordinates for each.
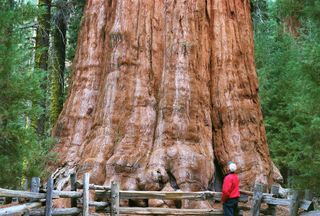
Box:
[66,0,86,62]
[35,0,51,136]
[50,0,68,125]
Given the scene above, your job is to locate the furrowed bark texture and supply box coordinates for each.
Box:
[209,0,273,188]
[52,0,281,208]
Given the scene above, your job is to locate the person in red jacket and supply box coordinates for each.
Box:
[222,161,240,216]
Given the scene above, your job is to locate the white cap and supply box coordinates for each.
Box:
[229,163,237,172]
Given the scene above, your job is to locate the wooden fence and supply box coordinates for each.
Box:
[0,173,314,216]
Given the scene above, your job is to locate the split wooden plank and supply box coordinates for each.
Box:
[0,188,82,199]
[96,190,220,200]
[0,202,42,215]
[263,197,291,205]
[267,184,280,216]
[30,207,81,215]
[31,177,40,202]
[117,207,224,215]
[111,181,120,216]
[52,190,82,198]
[251,183,264,216]
[82,173,90,216]
[89,201,109,208]
[31,177,40,193]
[45,177,53,216]
[0,188,46,199]
[76,182,111,191]
[289,191,301,216]
[70,173,77,208]
[304,189,314,211]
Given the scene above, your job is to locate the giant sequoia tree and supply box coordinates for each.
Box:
[52,0,282,208]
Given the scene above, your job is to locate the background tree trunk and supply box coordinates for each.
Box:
[52,0,282,208]
[50,0,68,126]
[35,0,51,136]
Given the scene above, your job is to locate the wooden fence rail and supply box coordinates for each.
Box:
[0,172,314,216]
[0,188,82,199]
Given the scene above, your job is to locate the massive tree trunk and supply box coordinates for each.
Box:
[52,0,281,208]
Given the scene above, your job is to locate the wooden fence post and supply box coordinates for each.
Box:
[20,178,29,204]
[83,173,90,216]
[271,184,280,195]
[289,190,301,216]
[267,184,280,216]
[30,177,40,202]
[23,178,29,191]
[111,181,119,216]
[304,189,313,201]
[22,179,30,216]
[23,178,40,216]
[70,173,77,208]
[31,177,40,193]
[304,189,314,211]
[45,176,53,216]
[251,183,264,216]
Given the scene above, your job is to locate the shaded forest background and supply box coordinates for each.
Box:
[0,0,319,193]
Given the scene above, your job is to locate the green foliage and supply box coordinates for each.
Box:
[64,0,85,92]
[254,0,320,192]
[0,0,85,189]
[0,1,55,188]
[66,0,85,62]
[273,0,320,22]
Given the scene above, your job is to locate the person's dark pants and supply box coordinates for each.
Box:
[223,198,239,216]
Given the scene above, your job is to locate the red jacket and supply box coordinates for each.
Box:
[221,173,240,203]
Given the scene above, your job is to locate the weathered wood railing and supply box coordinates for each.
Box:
[0,174,83,216]
[0,173,314,216]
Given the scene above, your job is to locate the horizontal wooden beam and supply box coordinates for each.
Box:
[0,188,82,200]
[30,207,81,215]
[96,190,250,202]
[263,196,291,206]
[95,191,250,204]
[263,196,312,210]
[88,184,253,196]
[89,201,109,208]
[121,190,219,200]
[94,187,250,195]
[89,184,111,190]
[0,188,45,199]
[117,207,224,215]
[0,202,42,215]
[76,182,111,191]
[96,190,220,200]
[53,190,82,198]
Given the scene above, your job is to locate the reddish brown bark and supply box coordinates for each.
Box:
[52,0,281,208]
[283,16,301,38]
[210,0,271,188]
